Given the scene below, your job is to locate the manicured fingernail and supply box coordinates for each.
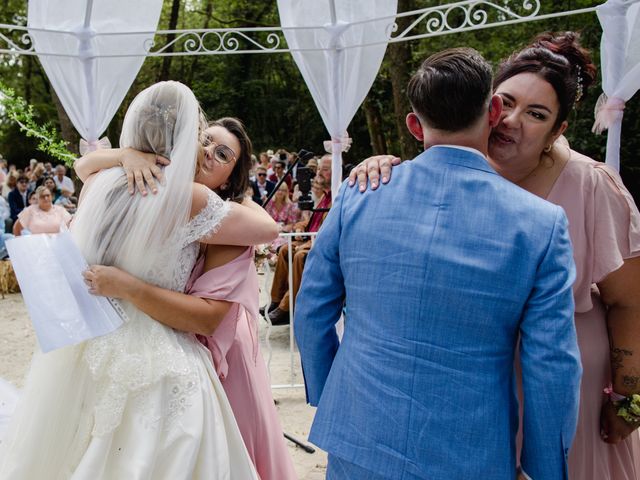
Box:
[382,177,388,183]
[359,185,365,192]
[372,182,378,188]
[349,180,354,186]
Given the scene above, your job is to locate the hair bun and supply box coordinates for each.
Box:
[530,31,597,94]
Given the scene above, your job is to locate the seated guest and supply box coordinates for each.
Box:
[268,155,332,324]
[13,186,71,236]
[0,186,11,234]
[2,172,16,200]
[27,163,46,191]
[265,183,300,230]
[8,175,29,223]
[268,160,292,191]
[265,183,301,251]
[53,164,75,195]
[0,231,12,259]
[42,176,60,202]
[251,166,275,205]
[55,188,76,214]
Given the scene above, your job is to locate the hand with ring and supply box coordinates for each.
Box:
[83,265,137,299]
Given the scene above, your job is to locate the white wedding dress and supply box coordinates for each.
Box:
[0,190,258,480]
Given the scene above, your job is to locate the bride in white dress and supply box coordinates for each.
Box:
[0,81,270,479]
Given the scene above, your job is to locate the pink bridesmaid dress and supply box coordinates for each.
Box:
[547,151,640,479]
[186,248,297,480]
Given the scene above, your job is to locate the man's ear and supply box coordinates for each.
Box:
[488,95,503,128]
[406,113,424,142]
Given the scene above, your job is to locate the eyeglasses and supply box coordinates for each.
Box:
[18,180,28,184]
[257,173,267,177]
[201,135,236,164]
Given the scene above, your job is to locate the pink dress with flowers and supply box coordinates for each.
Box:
[17,205,70,234]
[185,248,297,480]
[546,151,640,479]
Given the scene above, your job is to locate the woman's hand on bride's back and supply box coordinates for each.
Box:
[348,155,401,192]
[121,148,170,197]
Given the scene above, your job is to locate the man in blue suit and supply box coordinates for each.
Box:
[294,48,581,479]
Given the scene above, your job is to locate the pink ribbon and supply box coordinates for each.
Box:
[323,133,352,154]
[592,94,625,135]
[79,136,112,156]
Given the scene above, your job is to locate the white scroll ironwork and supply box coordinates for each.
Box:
[0,0,599,58]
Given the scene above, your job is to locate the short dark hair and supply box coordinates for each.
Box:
[407,47,493,132]
[210,117,252,203]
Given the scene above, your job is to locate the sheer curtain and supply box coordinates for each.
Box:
[277,0,397,196]
[27,0,163,153]
[593,0,640,171]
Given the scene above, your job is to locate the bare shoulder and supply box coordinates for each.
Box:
[190,183,211,218]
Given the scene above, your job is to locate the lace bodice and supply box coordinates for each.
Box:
[83,190,231,436]
[171,190,231,291]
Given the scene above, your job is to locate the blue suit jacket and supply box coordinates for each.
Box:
[8,188,28,222]
[294,146,581,479]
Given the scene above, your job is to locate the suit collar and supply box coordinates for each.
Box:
[418,145,497,175]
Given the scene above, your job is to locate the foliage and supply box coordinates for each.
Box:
[0,81,75,166]
[0,0,637,202]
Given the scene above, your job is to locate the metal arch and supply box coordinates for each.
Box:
[0,0,599,58]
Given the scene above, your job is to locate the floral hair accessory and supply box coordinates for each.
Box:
[575,65,584,104]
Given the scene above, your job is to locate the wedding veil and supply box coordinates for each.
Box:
[0,81,205,479]
[71,80,204,286]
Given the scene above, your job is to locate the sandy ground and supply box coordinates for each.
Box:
[0,292,327,479]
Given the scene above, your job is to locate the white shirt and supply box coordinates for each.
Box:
[54,175,75,194]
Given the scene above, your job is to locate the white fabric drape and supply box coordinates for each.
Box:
[27,0,163,152]
[593,0,640,171]
[277,0,397,196]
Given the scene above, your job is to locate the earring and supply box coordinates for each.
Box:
[220,183,229,190]
[543,144,553,153]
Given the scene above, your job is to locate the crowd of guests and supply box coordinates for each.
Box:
[248,149,334,325]
[0,158,75,259]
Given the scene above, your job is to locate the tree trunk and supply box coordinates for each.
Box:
[158,0,181,82]
[363,97,387,155]
[186,0,214,85]
[50,88,79,156]
[387,0,416,160]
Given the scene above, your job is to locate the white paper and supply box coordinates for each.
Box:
[6,231,125,352]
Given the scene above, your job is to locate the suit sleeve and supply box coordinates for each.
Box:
[8,192,20,221]
[519,207,582,480]
[294,183,346,406]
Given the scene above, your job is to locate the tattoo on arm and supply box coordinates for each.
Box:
[611,348,633,371]
[623,374,640,391]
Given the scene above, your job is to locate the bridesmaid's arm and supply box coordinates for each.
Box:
[83,263,232,336]
[190,184,278,246]
[74,148,169,195]
[599,256,640,443]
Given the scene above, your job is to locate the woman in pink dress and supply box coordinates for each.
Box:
[350,32,640,480]
[265,183,300,227]
[13,185,71,235]
[84,117,297,480]
[265,183,301,251]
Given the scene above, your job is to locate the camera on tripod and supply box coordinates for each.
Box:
[296,166,315,211]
